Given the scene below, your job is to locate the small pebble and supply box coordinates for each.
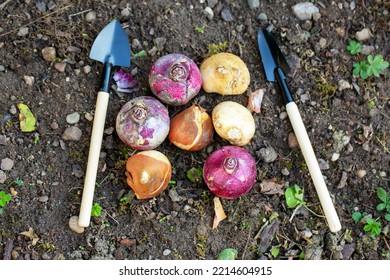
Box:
[1,158,14,171]
[9,105,17,115]
[0,135,7,145]
[338,79,351,91]
[355,28,372,42]
[72,164,84,178]
[318,158,330,170]
[247,0,260,9]
[85,11,96,22]
[292,2,319,20]
[288,132,299,149]
[204,6,214,20]
[50,122,59,130]
[379,171,386,177]
[331,152,340,162]
[258,146,278,163]
[38,196,49,203]
[41,47,56,62]
[0,170,7,184]
[17,27,29,37]
[281,168,290,176]
[221,8,234,22]
[163,249,171,256]
[54,62,67,72]
[207,0,218,8]
[62,126,82,141]
[279,111,288,120]
[23,75,35,86]
[83,65,91,74]
[68,216,85,234]
[355,169,367,178]
[104,127,115,135]
[84,112,94,121]
[66,112,80,124]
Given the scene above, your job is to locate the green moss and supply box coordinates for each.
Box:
[207,42,228,55]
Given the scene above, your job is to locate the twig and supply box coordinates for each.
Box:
[241,228,252,260]
[0,4,73,38]
[3,238,13,260]
[383,235,390,252]
[68,8,92,18]
[0,0,11,10]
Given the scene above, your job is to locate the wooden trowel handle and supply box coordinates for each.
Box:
[78,91,110,227]
[286,102,342,233]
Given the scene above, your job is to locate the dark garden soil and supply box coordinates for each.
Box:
[0,0,389,260]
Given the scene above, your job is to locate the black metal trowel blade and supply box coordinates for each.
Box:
[257,28,290,82]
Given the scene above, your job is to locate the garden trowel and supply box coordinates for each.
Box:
[78,20,130,227]
[257,27,342,232]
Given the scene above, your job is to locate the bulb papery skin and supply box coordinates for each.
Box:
[168,104,214,151]
[200,52,250,95]
[116,96,170,150]
[149,53,202,106]
[125,150,172,199]
[203,146,257,199]
[212,101,255,146]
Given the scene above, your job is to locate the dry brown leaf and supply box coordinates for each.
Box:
[247,89,265,113]
[212,196,227,229]
[259,179,285,195]
[20,227,39,246]
[355,123,373,144]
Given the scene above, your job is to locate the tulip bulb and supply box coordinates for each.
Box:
[125,150,172,199]
[200,52,250,95]
[169,104,214,151]
[212,101,255,146]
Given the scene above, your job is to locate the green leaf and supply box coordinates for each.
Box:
[376,203,386,211]
[270,246,280,258]
[217,248,238,260]
[17,103,36,132]
[186,166,203,183]
[91,203,102,217]
[385,213,390,222]
[285,187,299,208]
[0,191,12,207]
[346,40,362,55]
[367,55,389,78]
[377,187,389,203]
[352,211,363,222]
[363,219,381,237]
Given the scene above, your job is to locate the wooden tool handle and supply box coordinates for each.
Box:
[78,91,110,227]
[286,102,342,232]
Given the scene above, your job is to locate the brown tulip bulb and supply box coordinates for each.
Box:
[169,104,214,151]
[125,150,172,199]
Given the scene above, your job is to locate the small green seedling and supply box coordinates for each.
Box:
[217,248,238,260]
[363,218,381,237]
[285,184,305,208]
[133,50,147,59]
[352,211,369,222]
[347,40,362,55]
[186,166,203,183]
[376,187,390,222]
[91,203,102,217]
[285,184,323,219]
[0,191,12,215]
[353,55,389,79]
[194,26,206,33]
